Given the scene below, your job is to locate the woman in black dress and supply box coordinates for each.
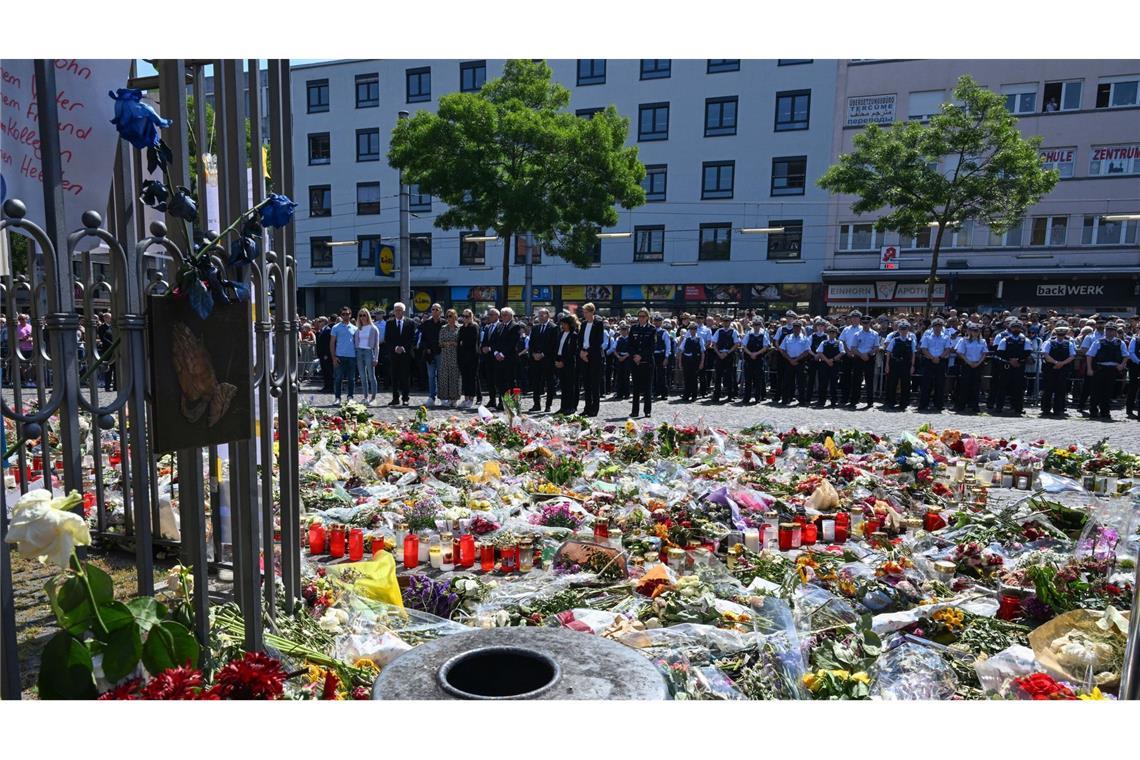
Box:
[554,313,580,415]
[457,308,480,408]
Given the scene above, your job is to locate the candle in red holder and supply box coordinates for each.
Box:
[863,517,881,539]
[778,523,797,551]
[500,544,519,572]
[801,520,817,546]
[593,515,610,543]
[372,536,386,560]
[307,523,326,555]
[460,535,476,568]
[924,507,947,533]
[329,525,346,559]
[834,512,850,543]
[997,587,1024,621]
[479,542,495,573]
[403,533,420,569]
[452,534,463,567]
[348,528,364,562]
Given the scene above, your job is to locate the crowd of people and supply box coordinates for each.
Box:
[300,304,1140,422]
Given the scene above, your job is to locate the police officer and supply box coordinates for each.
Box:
[813,325,845,407]
[806,318,828,405]
[954,323,988,414]
[678,322,705,402]
[771,311,797,403]
[698,315,717,397]
[777,320,813,405]
[740,316,770,404]
[838,310,863,405]
[1128,327,1140,418]
[611,323,632,400]
[995,320,1029,415]
[652,314,672,401]
[846,314,880,408]
[628,308,657,417]
[987,318,1012,412]
[883,320,917,410]
[1086,323,1127,421]
[918,318,953,412]
[1040,323,1077,417]
[711,315,740,404]
[1076,318,1104,413]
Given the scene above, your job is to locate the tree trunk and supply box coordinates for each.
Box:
[500,232,512,309]
[925,223,948,317]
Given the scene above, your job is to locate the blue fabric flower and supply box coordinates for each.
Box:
[166,187,198,223]
[259,194,297,228]
[108,88,171,150]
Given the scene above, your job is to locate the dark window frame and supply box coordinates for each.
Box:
[701,160,735,200]
[642,164,667,202]
[576,107,604,119]
[707,59,740,74]
[460,60,487,93]
[310,236,333,269]
[698,222,732,261]
[356,181,380,215]
[306,79,329,113]
[308,184,331,218]
[358,235,382,268]
[514,235,541,266]
[355,73,379,108]
[766,220,803,260]
[774,89,811,132]
[409,184,432,212]
[460,231,487,266]
[638,102,670,142]
[406,66,431,103]
[577,59,606,86]
[640,59,671,80]
[777,59,813,66]
[704,96,738,137]
[771,155,807,197]
[410,233,432,267]
[307,132,330,165]
[633,225,665,262]
[355,127,380,162]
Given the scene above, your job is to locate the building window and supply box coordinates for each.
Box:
[310,236,332,268]
[766,220,802,260]
[777,59,813,66]
[410,233,432,266]
[1042,80,1081,112]
[707,59,739,73]
[698,223,732,261]
[704,96,738,137]
[1095,78,1139,108]
[1083,215,1139,245]
[950,221,975,248]
[640,59,671,80]
[577,59,606,86]
[638,102,670,141]
[589,238,602,264]
[837,223,877,251]
[356,182,380,215]
[576,107,603,119]
[634,226,665,262]
[771,156,807,196]
[701,161,735,200]
[409,184,432,212]
[1089,144,1140,176]
[1030,216,1068,246]
[356,128,380,162]
[908,90,944,121]
[307,133,330,165]
[642,164,667,202]
[308,185,331,218]
[905,226,932,249]
[306,79,329,113]
[460,232,487,265]
[460,60,486,93]
[775,90,811,131]
[987,219,1025,247]
[1001,83,1038,114]
[1039,147,1076,178]
[514,236,541,266]
[358,235,382,268]
[406,66,431,103]
[355,73,379,108]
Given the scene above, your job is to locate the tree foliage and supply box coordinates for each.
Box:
[818,75,1059,312]
[388,59,646,305]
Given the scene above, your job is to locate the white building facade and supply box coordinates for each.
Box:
[290,58,840,317]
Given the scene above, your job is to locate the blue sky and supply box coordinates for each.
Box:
[136,60,330,77]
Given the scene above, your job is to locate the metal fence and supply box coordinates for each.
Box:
[0,59,298,699]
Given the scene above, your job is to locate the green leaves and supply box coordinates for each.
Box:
[141,620,200,674]
[38,631,97,700]
[99,624,143,683]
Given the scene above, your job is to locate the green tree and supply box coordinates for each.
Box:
[186,95,269,199]
[388,59,646,307]
[818,75,1059,314]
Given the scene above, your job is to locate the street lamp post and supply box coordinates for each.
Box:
[397,110,411,307]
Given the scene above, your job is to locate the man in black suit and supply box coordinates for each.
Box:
[528,307,558,412]
[477,308,499,405]
[385,302,417,406]
[314,316,333,392]
[578,302,605,416]
[491,307,522,410]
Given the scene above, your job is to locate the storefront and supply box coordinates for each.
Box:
[990,277,1140,315]
[561,285,616,315]
[824,281,947,314]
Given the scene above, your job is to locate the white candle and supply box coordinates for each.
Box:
[743,528,760,553]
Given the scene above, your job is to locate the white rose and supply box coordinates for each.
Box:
[317,608,349,632]
[5,489,89,569]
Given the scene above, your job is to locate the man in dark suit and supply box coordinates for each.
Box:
[528,308,559,412]
[491,307,522,410]
[314,316,333,392]
[578,302,605,416]
[477,308,499,406]
[385,302,417,406]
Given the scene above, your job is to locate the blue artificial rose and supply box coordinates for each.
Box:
[108,88,171,150]
[166,187,198,223]
[259,193,297,228]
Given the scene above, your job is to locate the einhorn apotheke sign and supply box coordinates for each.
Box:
[846,94,896,127]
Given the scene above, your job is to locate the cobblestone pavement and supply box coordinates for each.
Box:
[299,385,1140,451]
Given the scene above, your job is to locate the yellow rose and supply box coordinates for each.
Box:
[5,489,89,569]
[851,671,871,685]
[829,669,851,680]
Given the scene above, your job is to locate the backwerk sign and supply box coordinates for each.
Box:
[1002,279,1137,304]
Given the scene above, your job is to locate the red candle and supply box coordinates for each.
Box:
[594,516,610,543]
[778,523,797,551]
[924,508,947,532]
[403,533,420,569]
[348,528,364,562]
[834,512,850,544]
[329,525,346,559]
[801,521,818,546]
[460,535,476,568]
[997,589,1023,621]
[307,523,326,555]
[863,517,881,540]
[479,542,495,573]
[501,545,519,573]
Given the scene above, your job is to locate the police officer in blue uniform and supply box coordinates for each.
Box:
[1128,329,1140,418]
[838,311,863,405]
[740,316,771,404]
[995,320,1029,415]
[918,318,953,412]
[678,322,705,402]
[806,319,828,406]
[986,319,1012,412]
[883,320,917,410]
[1039,323,1077,417]
[846,314,880,408]
[778,320,813,405]
[611,323,632,400]
[813,325,845,407]
[711,315,739,404]
[627,308,657,417]
[1086,323,1128,421]
[652,314,672,401]
[954,323,988,414]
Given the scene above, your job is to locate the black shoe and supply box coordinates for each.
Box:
[387,399,399,406]
[644,410,652,417]
[529,404,541,412]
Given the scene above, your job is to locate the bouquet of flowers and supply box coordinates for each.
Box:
[530,501,584,530]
